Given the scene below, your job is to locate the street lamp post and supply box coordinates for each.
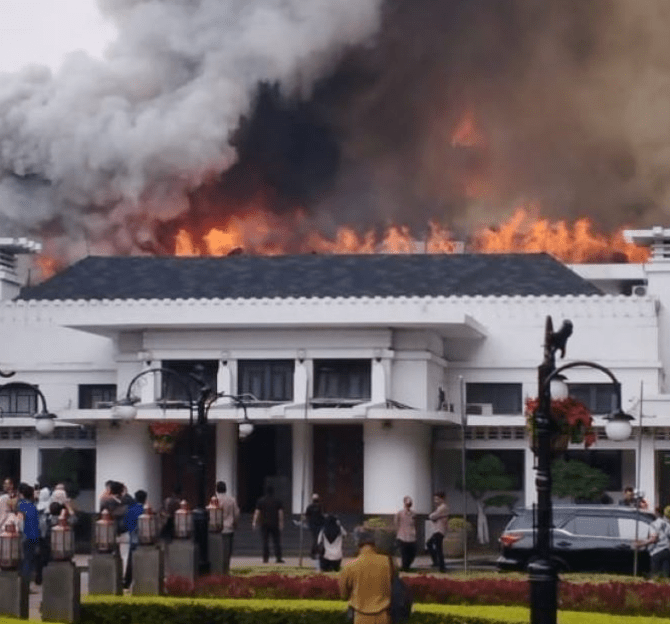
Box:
[113,366,252,574]
[529,316,633,624]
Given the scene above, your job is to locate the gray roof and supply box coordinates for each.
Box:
[19,253,602,301]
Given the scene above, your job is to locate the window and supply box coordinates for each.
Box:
[237,360,294,402]
[78,384,117,409]
[562,515,616,537]
[568,383,619,414]
[466,383,522,415]
[0,383,38,416]
[618,518,651,540]
[161,360,218,403]
[563,450,623,491]
[314,360,371,400]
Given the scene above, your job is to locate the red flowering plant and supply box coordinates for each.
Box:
[525,396,596,449]
[148,421,185,453]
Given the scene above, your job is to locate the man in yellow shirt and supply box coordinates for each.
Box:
[339,528,392,624]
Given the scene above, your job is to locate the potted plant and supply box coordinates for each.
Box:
[443,517,473,558]
[148,421,184,454]
[525,396,596,454]
[362,516,396,555]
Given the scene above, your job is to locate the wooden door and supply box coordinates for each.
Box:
[313,424,363,514]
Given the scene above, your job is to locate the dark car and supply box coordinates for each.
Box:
[497,505,656,573]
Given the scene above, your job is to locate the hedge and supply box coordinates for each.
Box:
[80,595,670,624]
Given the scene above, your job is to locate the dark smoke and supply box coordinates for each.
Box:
[2,0,670,262]
[185,0,670,239]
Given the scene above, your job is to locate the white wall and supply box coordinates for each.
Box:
[363,420,432,514]
[95,421,162,510]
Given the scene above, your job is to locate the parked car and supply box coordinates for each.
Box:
[497,505,656,573]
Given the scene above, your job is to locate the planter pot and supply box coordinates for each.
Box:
[531,433,570,457]
[443,530,467,558]
[373,529,397,556]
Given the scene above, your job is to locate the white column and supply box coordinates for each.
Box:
[639,431,656,508]
[371,359,387,403]
[139,361,156,404]
[524,446,536,506]
[96,421,162,510]
[217,360,232,396]
[20,445,39,486]
[215,421,237,498]
[293,359,310,403]
[363,420,431,514]
[292,421,313,514]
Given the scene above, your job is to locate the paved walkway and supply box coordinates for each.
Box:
[28,552,497,620]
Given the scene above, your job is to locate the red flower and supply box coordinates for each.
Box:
[525,396,595,448]
[148,421,184,439]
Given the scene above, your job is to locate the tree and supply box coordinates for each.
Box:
[551,458,609,502]
[461,454,517,544]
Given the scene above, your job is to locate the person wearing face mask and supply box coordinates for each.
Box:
[394,496,417,572]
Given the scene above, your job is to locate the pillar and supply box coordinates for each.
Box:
[363,420,431,514]
[371,358,387,403]
[639,429,656,508]
[215,421,237,498]
[20,445,38,487]
[292,421,313,514]
[95,421,162,510]
[217,360,232,396]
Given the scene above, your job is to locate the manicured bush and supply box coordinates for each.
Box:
[79,596,670,624]
[163,572,670,618]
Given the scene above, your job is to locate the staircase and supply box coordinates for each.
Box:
[232,513,364,557]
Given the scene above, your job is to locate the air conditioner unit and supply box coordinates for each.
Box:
[632,284,648,296]
[465,403,493,416]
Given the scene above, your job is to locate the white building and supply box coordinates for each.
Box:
[0,230,669,527]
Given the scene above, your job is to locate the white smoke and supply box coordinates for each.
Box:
[0,0,383,249]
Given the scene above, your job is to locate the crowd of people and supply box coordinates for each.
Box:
[0,476,77,591]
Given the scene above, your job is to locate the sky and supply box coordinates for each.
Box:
[0,0,117,73]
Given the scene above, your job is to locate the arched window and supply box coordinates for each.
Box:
[0,383,39,417]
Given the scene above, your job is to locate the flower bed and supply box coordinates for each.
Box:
[164,573,670,618]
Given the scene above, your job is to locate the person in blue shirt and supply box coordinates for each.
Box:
[17,483,40,587]
[123,489,146,589]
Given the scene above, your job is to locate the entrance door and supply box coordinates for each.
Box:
[0,449,20,484]
[313,424,363,514]
[237,425,292,512]
[161,425,216,507]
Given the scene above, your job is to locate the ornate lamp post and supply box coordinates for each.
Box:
[530,316,633,624]
[112,366,252,574]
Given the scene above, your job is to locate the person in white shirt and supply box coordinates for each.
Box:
[317,514,347,572]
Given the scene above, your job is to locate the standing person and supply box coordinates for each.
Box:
[17,483,39,588]
[426,492,449,573]
[635,506,670,578]
[214,481,239,574]
[317,514,347,572]
[620,486,649,510]
[160,484,182,543]
[0,477,16,529]
[304,493,326,563]
[339,527,393,624]
[252,485,285,563]
[123,489,146,589]
[394,496,417,572]
[35,486,52,586]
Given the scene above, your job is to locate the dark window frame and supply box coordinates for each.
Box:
[0,383,39,417]
[466,383,523,415]
[78,384,117,409]
[237,360,295,402]
[313,359,372,401]
[161,360,218,404]
[568,383,619,415]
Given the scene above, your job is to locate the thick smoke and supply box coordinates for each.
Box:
[0,0,383,258]
[2,0,670,261]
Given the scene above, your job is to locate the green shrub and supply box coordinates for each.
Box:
[78,597,670,624]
